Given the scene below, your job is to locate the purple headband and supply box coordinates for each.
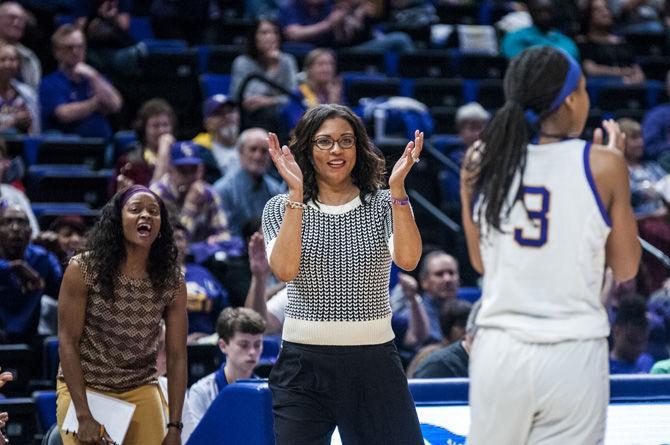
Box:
[121,185,159,207]
[525,49,582,126]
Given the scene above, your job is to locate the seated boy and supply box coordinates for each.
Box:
[186,307,265,426]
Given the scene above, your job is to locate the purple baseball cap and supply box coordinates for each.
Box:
[203,94,237,118]
[171,141,202,166]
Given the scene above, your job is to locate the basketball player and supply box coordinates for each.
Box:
[460,46,640,444]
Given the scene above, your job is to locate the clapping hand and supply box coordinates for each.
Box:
[267,132,303,197]
[593,119,625,152]
[249,232,270,278]
[389,130,424,191]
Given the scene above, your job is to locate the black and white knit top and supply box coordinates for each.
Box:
[262,189,395,345]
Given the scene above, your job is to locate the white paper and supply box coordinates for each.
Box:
[62,390,136,444]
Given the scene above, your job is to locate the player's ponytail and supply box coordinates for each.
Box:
[465,46,573,231]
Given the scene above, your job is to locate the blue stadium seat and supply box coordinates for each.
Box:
[414,78,464,108]
[186,381,274,445]
[593,84,648,111]
[456,53,507,79]
[0,398,38,443]
[129,16,154,42]
[27,167,112,209]
[113,130,137,159]
[199,74,231,98]
[639,55,670,82]
[0,344,33,397]
[42,336,59,382]
[36,137,107,170]
[204,45,244,75]
[260,336,281,366]
[140,39,188,52]
[398,50,452,79]
[53,14,75,27]
[32,390,57,432]
[436,3,479,24]
[337,49,387,75]
[475,79,505,109]
[430,106,460,135]
[343,75,402,106]
[457,287,481,303]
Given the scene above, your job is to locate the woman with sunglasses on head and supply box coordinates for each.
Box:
[262,104,424,444]
[461,46,640,444]
[57,185,187,445]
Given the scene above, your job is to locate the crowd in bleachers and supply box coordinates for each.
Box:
[0,0,669,443]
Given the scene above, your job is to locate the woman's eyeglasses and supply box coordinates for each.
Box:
[312,136,356,151]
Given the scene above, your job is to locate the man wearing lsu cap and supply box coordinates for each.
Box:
[151,141,230,245]
[193,94,241,177]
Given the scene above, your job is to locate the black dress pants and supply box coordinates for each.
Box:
[269,341,424,445]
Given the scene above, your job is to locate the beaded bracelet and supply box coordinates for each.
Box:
[284,198,307,209]
[391,196,410,206]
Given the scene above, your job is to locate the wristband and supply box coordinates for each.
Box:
[391,196,410,206]
[167,421,183,431]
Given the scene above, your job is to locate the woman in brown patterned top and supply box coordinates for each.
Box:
[57,185,187,445]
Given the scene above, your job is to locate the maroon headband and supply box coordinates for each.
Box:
[120,185,159,207]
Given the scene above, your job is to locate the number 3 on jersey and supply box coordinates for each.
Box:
[514,186,550,248]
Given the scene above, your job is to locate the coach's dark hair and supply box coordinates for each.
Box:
[289,104,385,205]
[465,46,569,231]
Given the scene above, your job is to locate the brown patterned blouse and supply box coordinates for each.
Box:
[58,254,179,392]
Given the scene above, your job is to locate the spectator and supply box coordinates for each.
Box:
[455,102,490,149]
[244,231,287,335]
[618,118,668,218]
[114,98,175,193]
[0,367,12,444]
[501,0,580,60]
[173,224,229,343]
[0,40,39,134]
[642,70,670,168]
[0,2,41,90]
[39,24,123,140]
[618,118,670,294]
[230,19,298,139]
[576,0,645,84]
[413,300,481,378]
[609,0,664,33]
[214,128,284,237]
[0,205,62,343]
[193,95,241,177]
[298,48,343,107]
[0,143,39,235]
[151,141,231,244]
[406,299,472,377]
[0,137,25,191]
[280,0,415,52]
[33,216,86,266]
[186,307,265,427]
[73,0,141,77]
[609,296,654,374]
[391,250,461,343]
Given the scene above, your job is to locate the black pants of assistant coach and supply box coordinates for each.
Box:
[269,340,424,445]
